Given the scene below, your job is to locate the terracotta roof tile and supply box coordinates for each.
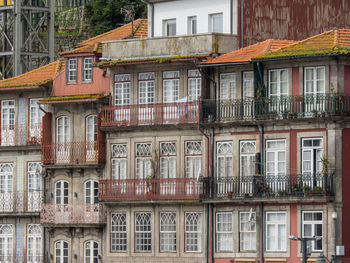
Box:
[61,19,148,56]
[0,60,64,88]
[202,39,295,64]
[255,29,350,60]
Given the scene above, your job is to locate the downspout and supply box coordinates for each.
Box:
[240,0,244,48]
[260,125,264,263]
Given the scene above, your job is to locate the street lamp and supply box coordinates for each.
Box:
[289,235,322,263]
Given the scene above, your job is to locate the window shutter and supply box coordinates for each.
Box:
[255,152,261,175]
[41,113,52,165]
[97,114,105,164]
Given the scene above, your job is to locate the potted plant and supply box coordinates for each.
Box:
[320,155,329,175]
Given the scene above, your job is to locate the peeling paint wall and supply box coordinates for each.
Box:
[239,0,350,47]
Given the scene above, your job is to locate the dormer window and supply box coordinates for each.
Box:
[163,19,176,36]
[83,57,93,82]
[67,58,77,83]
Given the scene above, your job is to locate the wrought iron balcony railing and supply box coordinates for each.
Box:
[40,204,106,225]
[0,123,41,146]
[99,178,203,201]
[0,191,43,213]
[202,173,334,199]
[0,254,45,263]
[41,141,106,165]
[100,101,200,127]
[200,94,350,123]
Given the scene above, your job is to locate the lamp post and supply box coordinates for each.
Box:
[289,235,322,263]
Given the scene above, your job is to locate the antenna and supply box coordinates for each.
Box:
[120,5,136,35]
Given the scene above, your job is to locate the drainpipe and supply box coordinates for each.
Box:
[260,125,264,263]
[240,0,244,48]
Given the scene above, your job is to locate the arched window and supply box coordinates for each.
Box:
[55,240,68,263]
[84,240,98,263]
[56,116,70,163]
[27,224,42,262]
[0,224,13,260]
[85,115,97,143]
[84,180,98,205]
[55,180,69,205]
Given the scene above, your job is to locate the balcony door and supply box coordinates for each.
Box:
[216,142,233,196]
[0,164,13,212]
[27,224,42,263]
[302,138,323,189]
[163,71,179,122]
[56,116,70,163]
[85,180,99,214]
[85,115,97,162]
[268,69,288,114]
[138,72,155,123]
[29,99,43,143]
[1,100,15,146]
[160,142,176,195]
[304,66,326,113]
[135,143,152,195]
[240,141,256,195]
[114,74,131,122]
[27,162,42,212]
[266,140,286,193]
[55,181,69,219]
[0,224,13,262]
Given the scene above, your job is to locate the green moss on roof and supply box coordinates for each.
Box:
[40,94,106,102]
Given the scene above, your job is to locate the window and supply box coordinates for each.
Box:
[83,57,93,82]
[111,213,127,252]
[185,212,202,252]
[243,71,254,99]
[304,66,325,96]
[188,70,201,101]
[29,98,43,142]
[209,13,223,33]
[1,100,15,146]
[266,212,286,251]
[135,212,152,252]
[112,144,127,180]
[84,241,98,263]
[115,74,130,106]
[27,224,42,262]
[136,143,152,179]
[302,211,323,251]
[185,141,202,179]
[302,138,322,175]
[139,72,155,105]
[220,73,235,100]
[269,69,288,98]
[163,71,179,103]
[84,180,98,205]
[266,140,286,177]
[160,212,176,252]
[27,162,42,212]
[0,225,13,261]
[55,180,69,205]
[163,19,176,36]
[56,116,70,144]
[67,58,77,82]
[216,212,232,252]
[160,142,176,179]
[239,211,256,251]
[240,141,256,177]
[188,16,197,34]
[217,142,232,178]
[86,115,97,143]
[0,163,13,212]
[55,240,68,263]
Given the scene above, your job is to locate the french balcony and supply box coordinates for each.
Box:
[40,204,106,225]
[0,123,41,147]
[202,173,334,200]
[41,141,106,166]
[200,94,350,124]
[0,190,43,213]
[99,178,203,201]
[100,101,200,128]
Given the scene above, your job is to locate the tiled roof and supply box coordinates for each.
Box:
[0,60,64,89]
[40,94,107,104]
[202,39,295,65]
[61,19,148,55]
[255,29,350,60]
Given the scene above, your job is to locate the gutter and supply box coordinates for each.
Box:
[252,53,342,63]
[198,61,251,68]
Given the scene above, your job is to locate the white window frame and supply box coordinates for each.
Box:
[27,224,42,262]
[188,70,201,101]
[0,224,13,261]
[56,116,70,144]
[266,211,287,252]
[301,138,323,175]
[84,240,98,263]
[160,142,176,179]
[0,163,13,194]
[139,73,155,105]
[239,211,256,251]
[304,66,326,96]
[160,212,177,252]
[185,141,202,179]
[67,58,77,83]
[216,212,233,252]
[82,57,93,82]
[86,115,97,143]
[240,141,256,178]
[27,162,42,212]
[135,143,152,179]
[220,73,236,100]
[266,139,286,177]
[216,141,233,178]
[268,69,289,98]
[1,100,15,146]
[111,213,127,252]
[115,74,131,106]
[29,98,43,141]
[135,212,152,252]
[209,13,223,33]
[111,144,127,180]
[55,240,69,263]
[302,211,323,252]
[243,71,254,99]
[55,180,69,205]
[163,71,179,103]
[84,180,98,205]
[163,19,176,36]
[185,212,202,252]
[187,16,197,35]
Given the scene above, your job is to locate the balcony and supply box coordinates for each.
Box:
[200,94,350,124]
[99,178,203,201]
[40,204,106,225]
[0,123,41,147]
[202,173,334,200]
[1,255,46,263]
[100,101,199,128]
[41,142,105,166]
[0,191,43,213]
